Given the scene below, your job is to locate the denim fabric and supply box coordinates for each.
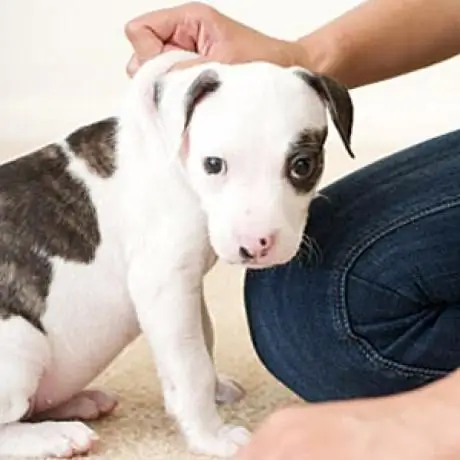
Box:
[244,129,460,402]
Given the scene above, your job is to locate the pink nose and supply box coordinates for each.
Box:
[238,233,277,261]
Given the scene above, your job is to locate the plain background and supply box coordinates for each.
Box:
[1,0,459,181]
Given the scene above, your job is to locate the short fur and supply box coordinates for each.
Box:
[0,51,354,458]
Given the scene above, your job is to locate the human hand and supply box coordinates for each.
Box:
[124,2,305,76]
[234,376,460,460]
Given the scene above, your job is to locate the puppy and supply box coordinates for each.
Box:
[0,50,354,458]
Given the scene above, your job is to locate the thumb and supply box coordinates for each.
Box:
[169,56,211,71]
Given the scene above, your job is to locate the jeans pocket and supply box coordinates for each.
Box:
[341,273,453,379]
[331,201,460,381]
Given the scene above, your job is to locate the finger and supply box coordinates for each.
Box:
[126,54,141,77]
[126,48,205,79]
[125,3,210,61]
[170,56,209,71]
[125,20,164,64]
[163,43,184,53]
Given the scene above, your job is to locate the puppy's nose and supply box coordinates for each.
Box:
[238,233,276,260]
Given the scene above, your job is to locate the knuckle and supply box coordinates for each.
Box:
[187,1,217,18]
[126,55,139,77]
[124,19,142,40]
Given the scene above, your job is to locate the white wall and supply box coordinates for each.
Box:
[1,0,459,176]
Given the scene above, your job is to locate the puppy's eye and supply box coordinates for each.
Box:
[290,156,313,180]
[203,157,227,175]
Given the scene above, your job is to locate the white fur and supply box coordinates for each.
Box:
[0,51,328,458]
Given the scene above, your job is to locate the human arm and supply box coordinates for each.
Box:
[298,0,460,87]
[124,0,460,88]
[234,369,460,459]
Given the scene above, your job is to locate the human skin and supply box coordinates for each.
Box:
[124,0,460,87]
[234,370,460,460]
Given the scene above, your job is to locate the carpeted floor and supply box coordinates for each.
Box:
[74,263,300,460]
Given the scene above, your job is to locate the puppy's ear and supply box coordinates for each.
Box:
[153,67,221,139]
[183,70,221,130]
[295,70,355,158]
[142,54,221,157]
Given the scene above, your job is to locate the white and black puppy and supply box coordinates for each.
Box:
[0,51,354,458]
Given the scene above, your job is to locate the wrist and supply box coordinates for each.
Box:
[292,29,349,83]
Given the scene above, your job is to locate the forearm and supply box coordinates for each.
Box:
[296,0,460,88]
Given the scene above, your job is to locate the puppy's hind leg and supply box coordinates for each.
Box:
[34,389,118,422]
[0,315,50,424]
[0,315,99,458]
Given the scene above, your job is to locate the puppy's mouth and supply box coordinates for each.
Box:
[243,258,290,270]
[223,252,293,269]
[225,258,272,269]
[211,229,302,269]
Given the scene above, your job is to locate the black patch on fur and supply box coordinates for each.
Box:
[184,70,221,129]
[0,137,104,331]
[284,128,327,194]
[67,117,117,178]
[295,71,354,158]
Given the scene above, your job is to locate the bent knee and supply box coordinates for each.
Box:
[0,316,50,419]
[244,262,447,403]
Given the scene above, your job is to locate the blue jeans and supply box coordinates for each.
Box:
[244,129,460,402]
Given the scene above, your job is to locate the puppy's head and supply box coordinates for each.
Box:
[135,52,354,268]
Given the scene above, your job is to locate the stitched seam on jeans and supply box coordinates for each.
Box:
[348,272,421,307]
[333,197,460,379]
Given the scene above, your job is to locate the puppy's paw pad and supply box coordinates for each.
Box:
[216,376,245,404]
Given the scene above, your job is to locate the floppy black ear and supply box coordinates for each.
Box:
[184,70,221,130]
[296,70,355,158]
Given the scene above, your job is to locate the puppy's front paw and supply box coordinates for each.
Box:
[0,421,99,458]
[216,376,246,405]
[189,424,251,458]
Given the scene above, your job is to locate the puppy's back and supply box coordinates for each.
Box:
[0,117,118,332]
